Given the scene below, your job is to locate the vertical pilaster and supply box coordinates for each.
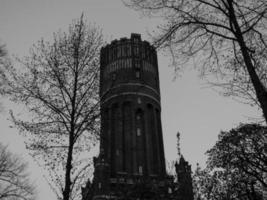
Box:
[141,111,147,175]
[116,103,123,172]
[144,106,152,175]
[132,107,137,174]
[156,108,166,176]
[110,104,117,176]
[102,108,109,161]
[153,107,161,175]
[99,108,105,152]
[123,102,132,174]
[107,107,111,163]
[147,104,158,174]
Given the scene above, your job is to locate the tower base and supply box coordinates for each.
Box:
[82,176,176,200]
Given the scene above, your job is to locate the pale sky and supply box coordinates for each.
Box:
[0,0,261,200]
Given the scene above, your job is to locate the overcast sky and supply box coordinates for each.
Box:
[0,0,261,200]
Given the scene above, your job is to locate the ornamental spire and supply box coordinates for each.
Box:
[177,132,181,162]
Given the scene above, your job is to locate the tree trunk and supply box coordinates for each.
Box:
[228,0,267,123]
[63,24,80,200]
[63,131,74,200]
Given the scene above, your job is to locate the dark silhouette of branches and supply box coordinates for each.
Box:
[1,15,104,200]
[207,124,267,188]
[194,124,266,200]
[125,0,267,122]
[0,44,7,85]
[0,143,36,200]
[0,43,9,112]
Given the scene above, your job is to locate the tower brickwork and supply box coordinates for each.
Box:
[82,34,193,200]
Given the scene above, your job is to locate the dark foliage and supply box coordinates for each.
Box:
[194,124,266,200]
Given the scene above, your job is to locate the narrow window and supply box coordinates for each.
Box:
[136,70,140,78]
[139,166,143,174]
[137,128,141,136]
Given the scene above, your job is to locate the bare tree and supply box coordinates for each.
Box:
[1,15,104,200]
[0,43,7,83]
[0,143,35,200]
[125,0,267,122]
[0,43,8,112]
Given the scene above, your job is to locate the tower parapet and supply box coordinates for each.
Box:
[100,33,160,105]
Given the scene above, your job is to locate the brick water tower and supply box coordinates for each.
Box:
[82,34,193,200]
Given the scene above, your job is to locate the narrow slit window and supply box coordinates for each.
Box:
[136,70,140,78]
[137,128,141,136]
[139,166,143,174]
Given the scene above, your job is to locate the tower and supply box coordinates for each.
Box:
[100,33,166,178]
[82,33,192,200]
[174,132,194,200]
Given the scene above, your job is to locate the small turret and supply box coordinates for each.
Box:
[175,133,194,200]
[92,148,110,198]
[176,132,181,161]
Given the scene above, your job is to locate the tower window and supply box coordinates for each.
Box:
[139,166,143,174]
[136,70,140,78]
[137,128,141,136]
